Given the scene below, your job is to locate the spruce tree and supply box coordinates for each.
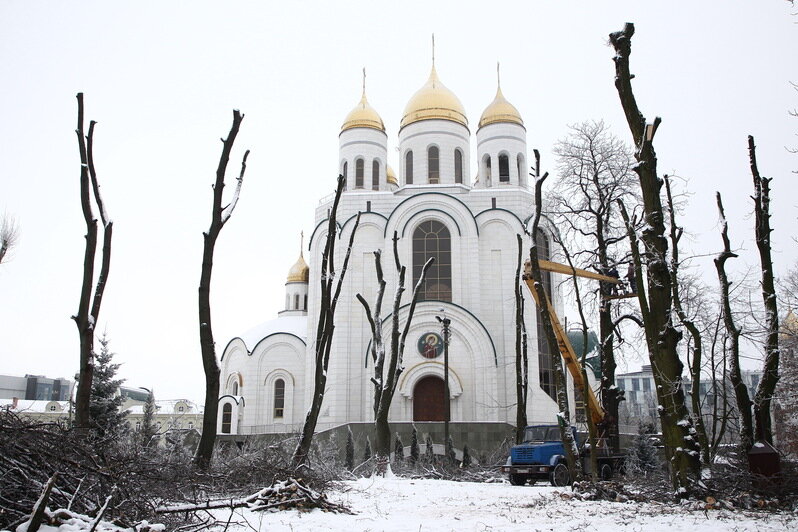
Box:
[394,432,404,463]
[363,436,372,464]
[425,435,434,464]
[461,444,471,468]
[89,333,127,438]
[345,426,355,470]
[140,389,157,447]
[410,425,420,464]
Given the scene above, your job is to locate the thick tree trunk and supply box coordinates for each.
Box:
[713,193,752,452]
[194,110,248,468]
[528,171,582,481]
[749,136,780,444]
[514,234,528,444]
[664,175,711,465]
[72,94,112,430]
[610,24,701,495]
[293,176,360,467]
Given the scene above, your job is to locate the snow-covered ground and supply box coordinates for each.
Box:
[217,476,797,531]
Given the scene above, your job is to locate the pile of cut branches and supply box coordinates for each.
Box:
[155,478,351,517]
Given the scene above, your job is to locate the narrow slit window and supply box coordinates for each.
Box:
[355,159,364,188]
[372,160,380,190]
[428,146,439,184]
[499,154,510,182]
[274,379,285,418]
[454,149,463,184]
[405,151,413,184]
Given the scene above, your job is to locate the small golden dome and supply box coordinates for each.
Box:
[478,86,524,129]
[386,165,397,185]
[341,90,385,133]
[400,65,468,129]
[287,252,309,283]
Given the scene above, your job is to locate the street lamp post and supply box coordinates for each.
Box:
[437,313,451,464]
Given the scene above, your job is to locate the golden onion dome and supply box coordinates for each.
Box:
[478,85,524,129]
[286,252,309,283]
[386,165,397,185]
[400,65,468,129]
[341,90,385,133]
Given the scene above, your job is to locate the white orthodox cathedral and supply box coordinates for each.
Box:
[217,62,573,437]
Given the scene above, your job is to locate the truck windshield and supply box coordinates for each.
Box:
[523,426,560,442]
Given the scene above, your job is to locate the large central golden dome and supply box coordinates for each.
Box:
[400,65,468,129]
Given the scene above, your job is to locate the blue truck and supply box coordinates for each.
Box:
[500,424,625,486]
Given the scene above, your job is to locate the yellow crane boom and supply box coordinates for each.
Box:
[523,260,608,427]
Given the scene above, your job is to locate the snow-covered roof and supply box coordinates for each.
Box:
[1,399,69,413]
[126,399,203,415]
[236,315,308,351]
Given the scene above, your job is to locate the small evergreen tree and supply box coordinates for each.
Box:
[89,333,127,438]
[363,436,372,464]
[345,426,355,470]
[394,432,404,463]
[461,444,471,468]
[410,424,420,464]
[425,435,434,464]
[446,434,456,465]
[140,389,157,447]
[627,421,660,474]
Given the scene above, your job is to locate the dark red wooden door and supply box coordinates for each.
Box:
[413,376,446,421]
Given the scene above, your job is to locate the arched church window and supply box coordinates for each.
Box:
[484,155,492,184]
[517,154,525,185]
[372,160,380,190]
[428,146,439,184]
[499,154,510,182]
[536,229,555,400]
[413,220,451,301]
[231,380,238,395]
[274,379,285,418]
[303,294,308,310]
[221,403,232,434]
[405,151,413,184]
[355,159,364,188]
[342,161,348,190]
[454,149,463,184]
[294,294,300,310]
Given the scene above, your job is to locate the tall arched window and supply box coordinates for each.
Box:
[372,160,380,190]
[231,380,238,395]
[342,161,348,190]
[517,154,525,185]
[294,294,300,310]
[484,156,492,184]
[536,229,555,400]
[454,149,463,184]
[405,151,413,184]
[274,379,285,418]
[499,154,510,182]
[303,294,308,311]
[428,146,439,184]
[413,220,452,301]
[221,403,232,433]
[355,159,364,188]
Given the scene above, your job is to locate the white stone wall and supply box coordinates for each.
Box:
[475,122,527,188]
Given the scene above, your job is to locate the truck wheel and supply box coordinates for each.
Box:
[509,474,527,486]
[550,463,571,487]
[600,463,613,481]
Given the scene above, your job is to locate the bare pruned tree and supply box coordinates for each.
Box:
[293,175,360,467]
[748,135,780,445]
[195,110,249,468]
[610,22,701,495]
[513,233,529,444]
[72,93,113,430]
[357,232,433,473]
[527,156,582,482]
[0,213,19,264]
[551,119,638,451]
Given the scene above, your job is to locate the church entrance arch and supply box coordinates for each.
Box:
[413,375,446,421]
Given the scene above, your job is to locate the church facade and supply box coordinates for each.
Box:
[217,63,572,437]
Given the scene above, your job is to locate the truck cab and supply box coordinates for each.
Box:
[501,425,575,486]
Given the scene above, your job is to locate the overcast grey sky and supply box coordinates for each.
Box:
[1,1,795,401]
